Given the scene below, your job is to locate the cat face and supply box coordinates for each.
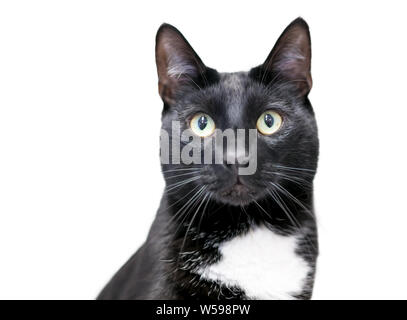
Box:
[156,18,318,206]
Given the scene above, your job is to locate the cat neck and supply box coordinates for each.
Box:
[163,190,314,251]
[159,192,317,299]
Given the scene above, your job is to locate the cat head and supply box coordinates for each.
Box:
[156,18,318,206]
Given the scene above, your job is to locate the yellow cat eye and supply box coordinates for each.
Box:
[256,110,283,135]
[190,113,216,137]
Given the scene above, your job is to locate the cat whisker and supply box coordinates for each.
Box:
[173,187,208,264]
[241,205,250,221]
[196,192,212,237]
[266,171,312,189]
[251,198,286,232]
[267,188,302,230]
[273,164,316,173]
[162,167,202,173]
[168,185,207,227]
[160,186,204,238]
[165,176,201,192]
[268,181,313,215]
[165,184,202,211]
[179,191,209,259]
[271,168,315,178]
[165,171,201,179]
[266,188,317,253]
[273,172,310,183]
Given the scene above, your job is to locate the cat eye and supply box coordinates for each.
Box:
[190,113,215,137]
[256,110,282,135]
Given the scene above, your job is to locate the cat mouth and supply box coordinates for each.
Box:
[218,178,255,205]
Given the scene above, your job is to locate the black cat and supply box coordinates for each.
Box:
[98,17,319,300]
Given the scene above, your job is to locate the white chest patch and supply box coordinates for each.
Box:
[197,226,310,300]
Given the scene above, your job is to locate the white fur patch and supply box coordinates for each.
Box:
[197,226,310,300]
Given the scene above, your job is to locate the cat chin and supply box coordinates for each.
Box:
[204,180,262,206]
[212,189,262,207]
[217,197,253,207]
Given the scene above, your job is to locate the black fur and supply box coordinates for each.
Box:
[98,18,319,300]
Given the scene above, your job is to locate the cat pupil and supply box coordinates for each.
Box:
[198,116,208,130]
[264,113,274,128]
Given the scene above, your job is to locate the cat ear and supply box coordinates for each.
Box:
[260,18,312,96]
[155,24,207,105]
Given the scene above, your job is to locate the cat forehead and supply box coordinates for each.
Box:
[177,71,273,122]
[173,71,270,127]
[215,72,252,123]
[216,72,267,104]
[219,72,248,91]
[216,72,269,116]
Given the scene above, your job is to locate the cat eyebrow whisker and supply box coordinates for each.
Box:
[263,69,284,89]
[181,73,202,91]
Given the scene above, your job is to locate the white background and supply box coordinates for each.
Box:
[1,0,407,300]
